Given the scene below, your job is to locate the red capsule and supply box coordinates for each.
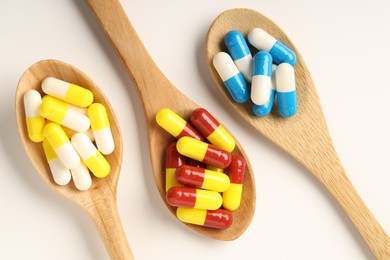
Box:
[166,186,222,210]
[186,158,206,169]
[165,142,186,191]
[175,165,230,192]
[190,108,235,152]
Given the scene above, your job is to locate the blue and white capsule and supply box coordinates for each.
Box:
[275,63,297,117]
[251,51,273,105]
[224,30,253,82]
[213,52,250,103]
[248,28,296,66]
[252,64,277,117]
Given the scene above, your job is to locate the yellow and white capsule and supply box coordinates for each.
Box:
[62,126,95,142]
[43,123,80,169]
[41,77,94,107]
[40,95,90,133]
[70,161,92,191]
[87,103,114,155]
[42,139,71,185]
[23,90,45,142]
[71,133,110,178]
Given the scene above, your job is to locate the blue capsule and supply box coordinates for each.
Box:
[275,63,297,117]
[224,30,253,82]
[251,51,273,106]
[252,89,276,117]
[248,28,296,66]
[252,63,276,117]
[213,52,250,103]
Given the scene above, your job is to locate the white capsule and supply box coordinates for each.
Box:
[70,162,92,191]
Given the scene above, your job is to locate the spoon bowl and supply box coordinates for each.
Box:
[86,0,255,240]
[15,59,133,260]
[206,8,390,258]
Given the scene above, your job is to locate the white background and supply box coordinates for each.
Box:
[1,0,389,259]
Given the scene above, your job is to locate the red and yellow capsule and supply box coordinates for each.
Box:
[156,108,204,141]
[175,165,230,192]
[165,142,186,191]
[222,155,246,211]
[191,108,235,152]
[166,186,222,210]
[176,136,231,169]
[176,207,233,229]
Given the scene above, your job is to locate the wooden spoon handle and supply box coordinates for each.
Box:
[86,0,165,100]
[315,159,390,258]
[86,188,134,260]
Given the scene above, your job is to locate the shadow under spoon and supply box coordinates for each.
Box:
[205,8,390,258]
[15,59,134,260]
[85,0,256,241]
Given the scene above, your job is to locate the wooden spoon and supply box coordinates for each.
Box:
[85,0,255,241]
[15,59,134,260]
[206,8,390,258]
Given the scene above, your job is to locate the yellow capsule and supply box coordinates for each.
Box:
[222,183,243,211]
[42,139,71,185]
[43,123,80,169]
[71,133,110,178]
[41,77,94,107]
[87,103,114,155]
[23,90,45,142]
[40,95,90,133]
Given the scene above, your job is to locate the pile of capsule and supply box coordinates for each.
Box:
[156,107,246,229]
[213,28,298,117]
[23,77,114,191]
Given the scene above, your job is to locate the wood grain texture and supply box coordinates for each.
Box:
[85,0,256,241]
[205,8,390,259]
[15,60,133,260]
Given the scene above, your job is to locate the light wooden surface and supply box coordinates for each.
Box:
[15,60,133,260]
[205,8,390,259]
[85,0,256,241]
